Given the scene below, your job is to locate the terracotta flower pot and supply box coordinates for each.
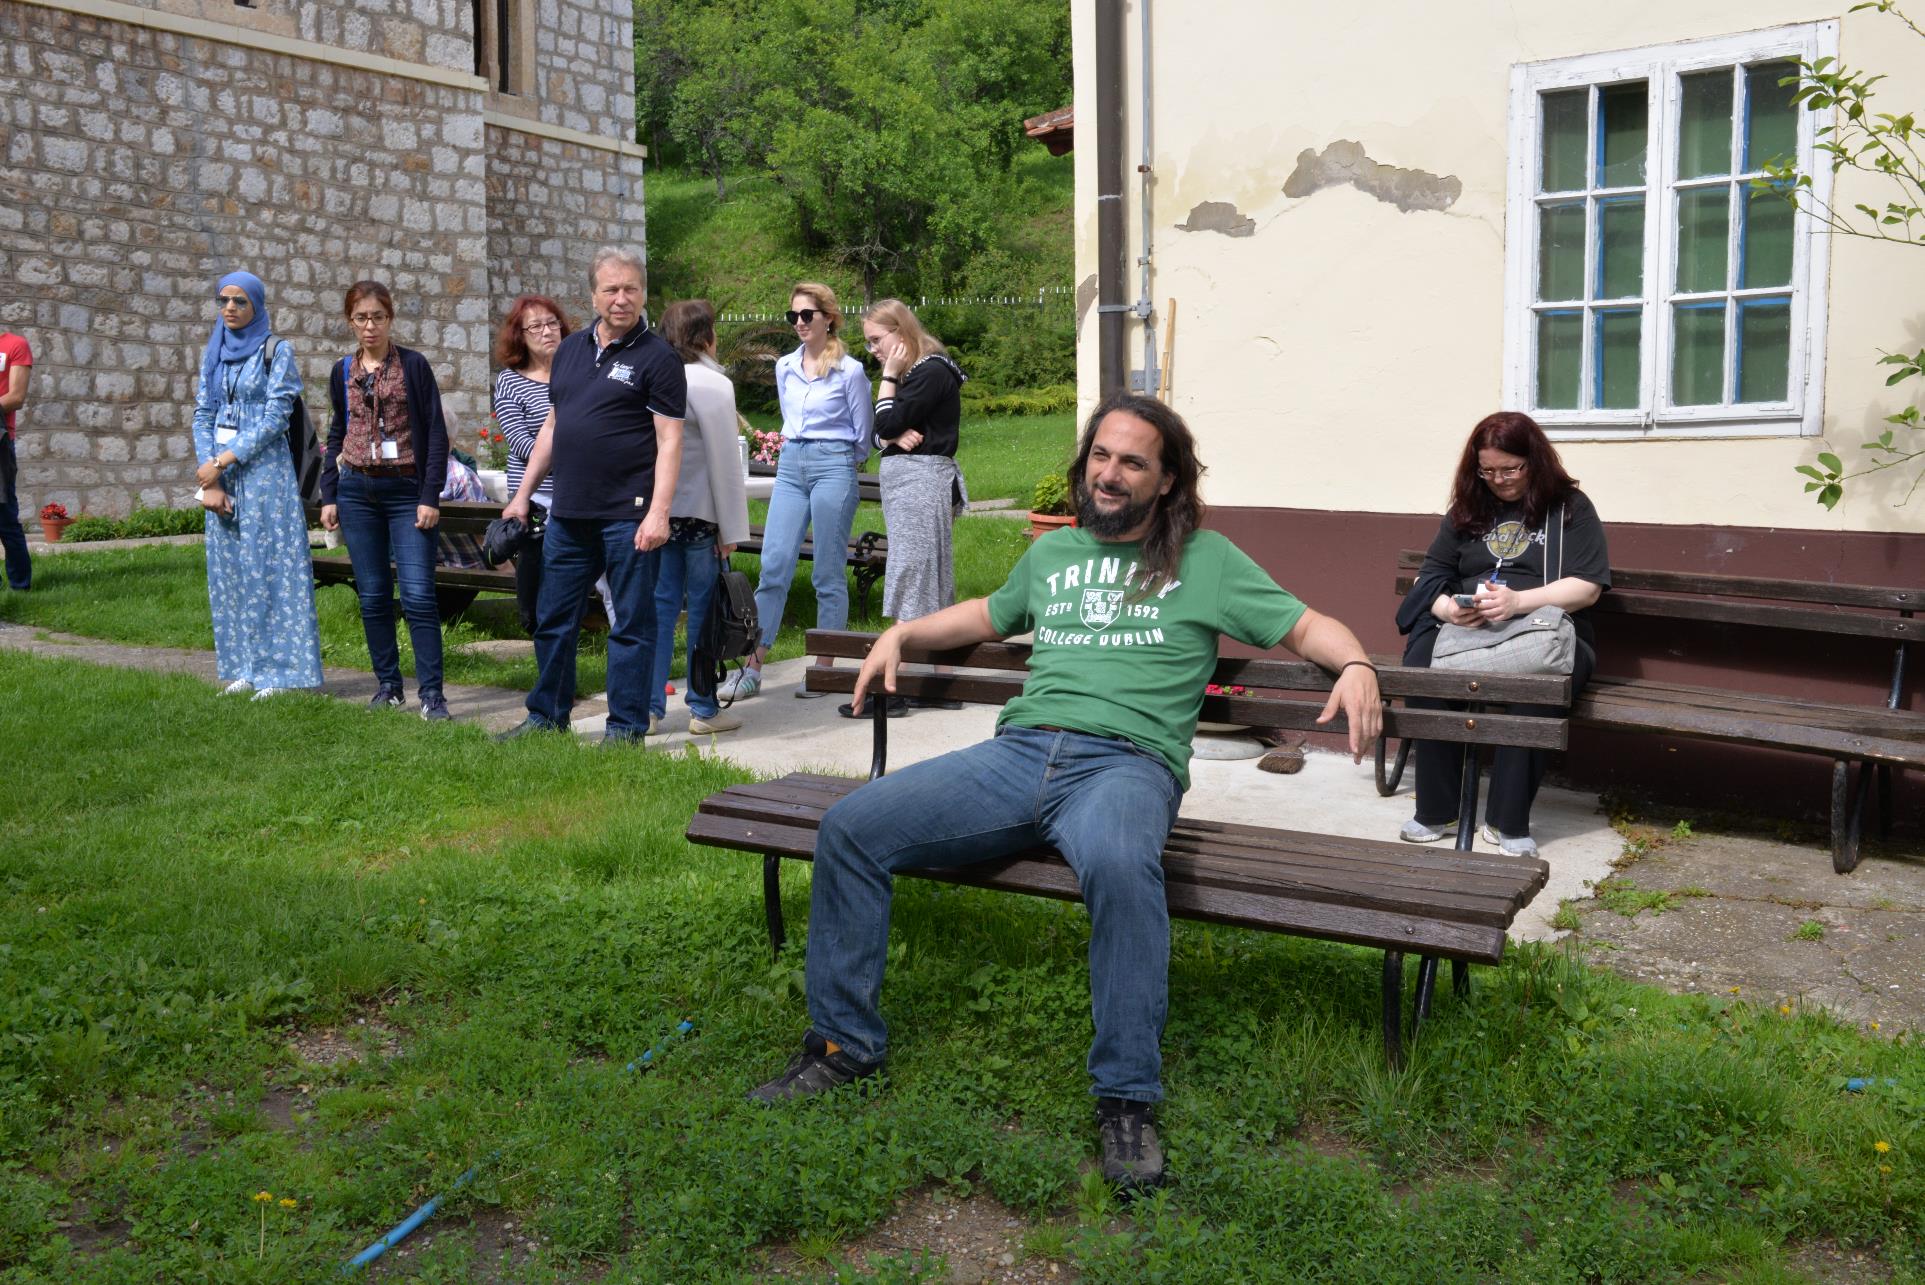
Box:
[39,517,72,543]
[1026,511,1077,540]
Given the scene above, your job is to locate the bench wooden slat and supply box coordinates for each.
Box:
[685,809,1517,963]
[1575,678,1925,740]
[1397,549,1923,611]
[1573,687,1925,766]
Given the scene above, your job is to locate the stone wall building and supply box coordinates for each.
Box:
[0,0,647,516]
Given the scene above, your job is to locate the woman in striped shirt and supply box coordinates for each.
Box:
[491,294,573,633]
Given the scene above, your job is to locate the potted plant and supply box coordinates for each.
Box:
[475,415,511,502]
[1026,473,1077,539]
[38,502,72,543]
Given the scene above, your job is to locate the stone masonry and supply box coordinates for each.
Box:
[0,0,646,517]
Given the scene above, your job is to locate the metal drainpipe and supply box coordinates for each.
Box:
[1133,0,1158,396]
[1096,0,1127,395]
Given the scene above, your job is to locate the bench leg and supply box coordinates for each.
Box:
[1831,760,1872,875]
[1412,956,1439,1030]
[1381,951,1405,1070]
[1451,959,1470,1000]
[763,855,786,959]
[1876,764,1894,840]
[1374,732,1411,797]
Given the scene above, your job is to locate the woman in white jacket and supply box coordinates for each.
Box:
[649,299,753,733]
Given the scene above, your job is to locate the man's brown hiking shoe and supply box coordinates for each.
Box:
[748,1031,882,1103]
[1097,1096,1164,1191]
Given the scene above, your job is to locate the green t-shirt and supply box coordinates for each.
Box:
[985,527,1307,789]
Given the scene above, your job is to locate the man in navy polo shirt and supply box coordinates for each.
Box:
[496,247,687,744]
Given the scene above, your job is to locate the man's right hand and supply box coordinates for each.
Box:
[850,625,906,715]
[503,496,529,525]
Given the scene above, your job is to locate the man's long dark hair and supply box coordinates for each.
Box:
[1445,411,1580,535]
[1068,393,1207,593]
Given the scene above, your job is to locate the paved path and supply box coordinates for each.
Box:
[0,619,1623,943]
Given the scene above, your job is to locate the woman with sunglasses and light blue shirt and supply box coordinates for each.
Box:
[719,281,874,699]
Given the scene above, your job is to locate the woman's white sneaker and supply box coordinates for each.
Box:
[1399,817,1456,844]
[715,667,762,701]
[220,679,254,696]
[1480,824,1539,857]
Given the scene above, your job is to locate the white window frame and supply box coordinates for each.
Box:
[1502,22,1837,440]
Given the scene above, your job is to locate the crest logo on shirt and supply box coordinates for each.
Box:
[606,362,636,385]
[1079,589,1124,631]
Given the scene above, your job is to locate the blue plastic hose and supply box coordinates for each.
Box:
[341,1018,694,1273]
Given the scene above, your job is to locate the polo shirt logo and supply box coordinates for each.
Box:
[607,362,636,385]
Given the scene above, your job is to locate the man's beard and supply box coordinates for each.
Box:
[1077,485,1156,538]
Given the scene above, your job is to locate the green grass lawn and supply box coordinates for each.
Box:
[2,651,1921,1281]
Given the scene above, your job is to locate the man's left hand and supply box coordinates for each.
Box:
[1315,664,1383,763]
[636,509,669,551]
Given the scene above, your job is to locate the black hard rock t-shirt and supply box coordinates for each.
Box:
[1417,487,1611,642]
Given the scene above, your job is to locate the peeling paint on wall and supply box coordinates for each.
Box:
[1075,273,1099,340]
[1282,140,1462,214]
[1177,200,1256,237]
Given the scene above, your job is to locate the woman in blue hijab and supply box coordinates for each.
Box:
[191,270,324,698]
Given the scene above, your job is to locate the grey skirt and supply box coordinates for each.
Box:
[878,453,964,621]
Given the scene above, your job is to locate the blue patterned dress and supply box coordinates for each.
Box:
[192,340,325,689]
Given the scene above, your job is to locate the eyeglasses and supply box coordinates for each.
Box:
[1478,465,1527,481]
[785,308,822,325]
[215,294,250,309]
[350,312,390,327]
[520,319,561,335]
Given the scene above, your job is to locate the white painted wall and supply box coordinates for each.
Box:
[1072,1,1925,532]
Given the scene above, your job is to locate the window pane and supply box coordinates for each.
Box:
[1537,311,1582,409]
[1676,188,1731,293]
[1744,61,1800,171]
[1679,70,1735,179]
[1672,303,1727,405]
[1538,202,1586,302]
[1737,298,1792,402]
[1595,309,1641,409]
[1541,89,1588,192]
[1596,196,1645,299]
[1741,186,1795,287]
[1597,81,1648,187]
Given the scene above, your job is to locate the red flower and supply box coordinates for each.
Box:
[39,502,69,522]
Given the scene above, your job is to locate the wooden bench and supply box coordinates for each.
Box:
[733,527,889,622]
[748,458,883,505]
[685,628,1570,1067]
[1392,551,1923,873]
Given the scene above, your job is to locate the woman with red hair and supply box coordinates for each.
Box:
[1396,411,1611,857]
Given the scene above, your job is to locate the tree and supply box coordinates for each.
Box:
[1767,1,1925,508]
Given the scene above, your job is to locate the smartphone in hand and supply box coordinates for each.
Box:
[1453,593,1478,609]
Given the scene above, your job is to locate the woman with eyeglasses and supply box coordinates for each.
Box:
[1395,411,1610,857]
[717,281,874,701]
[191,270,324,700]
[318,280,455,720]
[492,294,576,633]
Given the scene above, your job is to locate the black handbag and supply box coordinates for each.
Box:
[691,561,760,708]
[264,335,323,505]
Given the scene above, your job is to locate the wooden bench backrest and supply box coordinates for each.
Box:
[804,629,1568,752]
[1396,550,1922,643]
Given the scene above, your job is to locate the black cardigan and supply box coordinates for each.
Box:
[319,345,451,506]
[875,353,965,457]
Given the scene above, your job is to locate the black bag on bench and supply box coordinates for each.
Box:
[691,562,760,708]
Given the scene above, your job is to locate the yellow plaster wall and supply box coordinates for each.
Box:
[1072,1,1925,532]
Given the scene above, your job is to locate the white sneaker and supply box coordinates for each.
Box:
[648,714,663,736]
[1480,824,1539,857]
[715,667,762,701]
[221,679,254,696]
[689,711,743,734]
[250,687,286,702]
[1399,817,1456,844]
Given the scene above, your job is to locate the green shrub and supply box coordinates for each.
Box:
[57,517,120,543]
[962,384,1077,417]
[61,507,204,543]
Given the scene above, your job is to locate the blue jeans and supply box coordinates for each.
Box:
[754,438,861,648]
[336,470,442,700]
[650,529,723,720]
[527,515,658,735]
[0,435,29,590]
[805,725,1184,1101]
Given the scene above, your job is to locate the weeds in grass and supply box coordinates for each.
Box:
[1594,878,1711,919]
[1793,920,1827,942]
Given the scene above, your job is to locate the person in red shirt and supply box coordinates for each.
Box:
[0,330,33,591]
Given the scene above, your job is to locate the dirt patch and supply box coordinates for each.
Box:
[359,1207,550,1282]
[760,1185,1075,1282]
[1781,1237,1896,1283]
[288,1014,404,1067]
[56,1201,137,1257]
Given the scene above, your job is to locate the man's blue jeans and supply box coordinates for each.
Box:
[527,515,658,735]
[754,438,861,648]
[805,724,1184,1101]
[336,469,442,700]
[650,529,722,721]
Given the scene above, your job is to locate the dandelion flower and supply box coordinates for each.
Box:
[253,1191,273,1203]
[1875,1140,1892,1154]
[1879,1163,1893,1175]
[1779,1004,1792,1015]
[279,1198,297,1210]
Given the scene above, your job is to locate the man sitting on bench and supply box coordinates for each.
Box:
[749,393,1383,1192]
